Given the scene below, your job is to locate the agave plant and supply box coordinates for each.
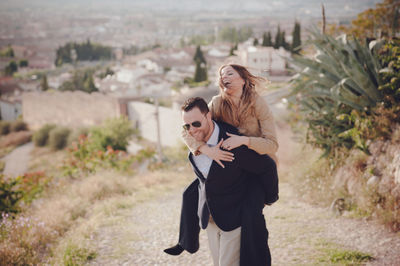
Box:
[289,30,386,156]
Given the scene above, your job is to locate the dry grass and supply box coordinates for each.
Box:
[28,146,67,177]
[0,146,192,265]
[48,166,192,265]
[281,123,400,231]
[277,132,339,207]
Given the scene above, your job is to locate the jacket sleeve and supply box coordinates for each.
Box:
[180,99,216,155]
[247,96,279,156]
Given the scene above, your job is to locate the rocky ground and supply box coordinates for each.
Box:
[87,180,400,265]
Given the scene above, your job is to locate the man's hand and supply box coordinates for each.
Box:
[199,139,234,168]
[221,133,249,150]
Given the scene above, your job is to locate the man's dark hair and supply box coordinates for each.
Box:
[181,97,209,114]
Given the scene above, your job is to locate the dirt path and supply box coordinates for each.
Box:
[87,180,400,265]
[2,142,33,176]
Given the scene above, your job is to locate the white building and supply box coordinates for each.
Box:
[0,99,22,121]
[237,45,290,77]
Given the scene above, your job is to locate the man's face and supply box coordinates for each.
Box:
[182,107,212,142]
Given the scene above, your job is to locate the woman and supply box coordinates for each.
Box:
[182,63,278,166]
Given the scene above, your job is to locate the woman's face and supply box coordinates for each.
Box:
[220,66,245,97]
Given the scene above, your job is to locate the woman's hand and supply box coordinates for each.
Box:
[199,139,234,168]
[221,133,249,150]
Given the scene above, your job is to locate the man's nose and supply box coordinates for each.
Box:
[188,126,196,134]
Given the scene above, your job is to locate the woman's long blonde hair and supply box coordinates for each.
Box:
[214,64,265,127]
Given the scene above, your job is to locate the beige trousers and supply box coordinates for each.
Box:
[206,221,241,266]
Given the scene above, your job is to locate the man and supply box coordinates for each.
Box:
[165,97,278,265]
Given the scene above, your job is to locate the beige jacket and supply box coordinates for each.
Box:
[182,94,278,163]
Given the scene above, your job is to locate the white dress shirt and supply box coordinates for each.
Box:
[192,121,219,179]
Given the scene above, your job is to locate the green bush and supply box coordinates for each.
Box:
[0,172,49,214]
[67,127,89,146]
[62,135,148,177]
[63,243,97,266]
[10,120,28,132]
[32,124,56,147]
[89,117,137,151]
[0,174,24,213]
[0,121,11,135]
[48,127,71,150]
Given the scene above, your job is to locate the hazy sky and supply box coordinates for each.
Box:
[1,0,382,18]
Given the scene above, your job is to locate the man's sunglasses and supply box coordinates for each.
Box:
[182,121,202,131]
[182,115,207,131]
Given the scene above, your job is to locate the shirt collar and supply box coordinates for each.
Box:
[206,121,219,146]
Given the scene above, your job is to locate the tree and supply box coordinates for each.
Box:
[194,61,207,82]
[218,26,253,43]
[83,74,97,93]
[193,45,208,82]
[19,59,28,67]
[262,32,267,46]
[193,45,206,64]
[41,75,49,91]
[262,32,273,47]
[229,43,238,56]
[350,0,399,38]
[59,69,98,93]
[1,45,14,57]
[55,41,113,66]
[274,26,281,49]
[253,38,259,46]
[4,61,18,76]
[291,21,302,54]
[281,31,290,51]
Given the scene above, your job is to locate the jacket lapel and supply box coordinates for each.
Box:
[207,122,227,181]
[188,152,206,182]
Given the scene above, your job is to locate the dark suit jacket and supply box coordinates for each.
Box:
[180,121,278,265]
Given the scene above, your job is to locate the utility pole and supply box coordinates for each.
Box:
[321,4,326,35]
[154,98,163,163]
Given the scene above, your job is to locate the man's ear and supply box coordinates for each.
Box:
[206,111,212,121]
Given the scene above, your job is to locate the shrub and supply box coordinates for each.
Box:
[0,213,52,265]
[0,121,10,135]
[0,175,24,213]
[48,127,71,150]
[18,171,50,205]
[62,135,154,177]
[0,172,50,214]
[32,124,56,147]
[89,117,137,151]
[10,120,27,132]
[63,243,97,265]
[0,131,32,149]
[67,127,89,147]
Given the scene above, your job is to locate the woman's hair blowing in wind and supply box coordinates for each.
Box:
[214,64,266,127]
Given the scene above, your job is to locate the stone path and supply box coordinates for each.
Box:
[89,188,213,265]
[88,179,400,266]
[2,141,33,176]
